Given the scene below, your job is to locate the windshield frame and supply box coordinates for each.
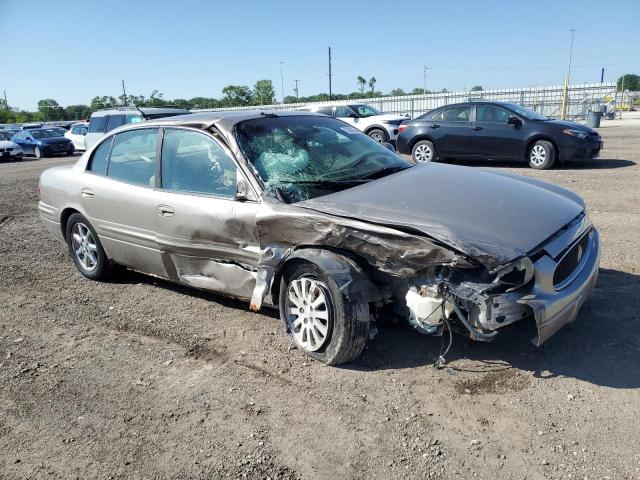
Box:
[232,114,411,203]
[505,103,549,121]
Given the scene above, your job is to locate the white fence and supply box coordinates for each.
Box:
[193,83,617,119]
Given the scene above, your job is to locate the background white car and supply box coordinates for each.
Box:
[0,131,23,160]
[65,123,89,151]
[297,103,408,143]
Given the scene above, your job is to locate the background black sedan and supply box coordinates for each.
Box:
[396,101,603,169]
[11,127,74,158]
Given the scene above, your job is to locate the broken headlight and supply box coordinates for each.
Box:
[491,257,534,291]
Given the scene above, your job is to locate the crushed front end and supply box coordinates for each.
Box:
[400,213,600,346]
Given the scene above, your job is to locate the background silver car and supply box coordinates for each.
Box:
[38,111,600,365]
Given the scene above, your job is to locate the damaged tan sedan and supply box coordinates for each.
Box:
[39,111,600,365]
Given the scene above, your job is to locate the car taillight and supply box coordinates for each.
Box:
[398,124,409,133]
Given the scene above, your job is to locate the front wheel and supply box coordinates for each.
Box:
[528,140,556,169]
[66,213,112,280]
[67,145,75,156]
[411,140,436,163]
[279,262,370,365]
[34,146,44,159]
[368,128,388,143]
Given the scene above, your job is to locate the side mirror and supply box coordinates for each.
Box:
[235,177,256,202]
[507,116,522,125]
[381,142,396,152]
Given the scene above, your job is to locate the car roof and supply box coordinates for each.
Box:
[90,107,190,117]
[142,109,323,128]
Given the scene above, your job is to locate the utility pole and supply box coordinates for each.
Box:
[567,28,575,86]
[280,62,285,104]
[294,79,300,99]
[561,29,575,120]
[121,80,128,106]
[2,89,7,108]
[328,46,333,101]
[422,65,432,94]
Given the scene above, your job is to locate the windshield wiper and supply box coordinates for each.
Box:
[360,165,410,180]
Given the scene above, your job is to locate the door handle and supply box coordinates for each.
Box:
[81,188,95,198]
[157,205,175,217]
[429,124,440,129]
[473,126,484,131]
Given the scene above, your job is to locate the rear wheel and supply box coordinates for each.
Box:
[279,262,370,365]
[411,140,436,163]
[66,213,111,280]
[528,140,555,169]
[368,128,388,143]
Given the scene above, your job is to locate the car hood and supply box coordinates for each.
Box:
[38,137,70,145]
[374,113,409,121]
[298,163,585,268]
[0,140,19,148]
[542,119,595,133]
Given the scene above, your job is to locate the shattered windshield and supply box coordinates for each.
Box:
[234,115,411,203]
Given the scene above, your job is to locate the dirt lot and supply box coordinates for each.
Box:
[1,123,639,480]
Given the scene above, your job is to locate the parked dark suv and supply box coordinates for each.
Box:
[396,101,603,169]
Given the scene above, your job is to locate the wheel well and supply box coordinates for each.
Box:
[269,247,380,306]
[59,208,80,240]
[525,136,558,161]
[409,135,436,152]
[364,125,386,136]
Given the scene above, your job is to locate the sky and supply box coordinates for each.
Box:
[1,0,639,111]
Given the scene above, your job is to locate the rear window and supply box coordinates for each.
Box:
[88,116,107,133]
[106,115,126,132]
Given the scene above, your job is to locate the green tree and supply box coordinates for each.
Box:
[90,96,117,111]
[390,88,406,96]
[411,87,425,95]
[37,99,64,121]
[471,85,483,91]
[146,90,166,107]
[617,74,640,91]
[252,79,276,105]
[64,104,92,120]
[221,85,253,106]
[189,97,220,109]
[357,76,367,94]
[368,77,377,93]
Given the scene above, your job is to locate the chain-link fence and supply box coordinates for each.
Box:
[193,83,617,120]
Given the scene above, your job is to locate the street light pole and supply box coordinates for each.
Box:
[280,62,285,104]
[567,28,575,86]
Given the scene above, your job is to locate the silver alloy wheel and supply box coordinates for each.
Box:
[71,222,98,271]
[369,131,384,142]
[530,144,547,166]
[34,147,42,159]
[414,143,433,163]
[284,277,331,352]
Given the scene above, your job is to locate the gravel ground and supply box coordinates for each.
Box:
[1,123,639,480]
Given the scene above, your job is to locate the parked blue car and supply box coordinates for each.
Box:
[11,128,74,158]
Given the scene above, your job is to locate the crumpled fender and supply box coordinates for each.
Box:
[249,247,381,311]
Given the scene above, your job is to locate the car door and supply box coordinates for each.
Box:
[471,105,524,159]
[334,106,360,129]
[429,105,473,157]
[16,131,35,154]
[152,127,261,300]
[79,127,168,277]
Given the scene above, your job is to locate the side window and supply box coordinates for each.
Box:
[88,116,107,133]
[88,137,112,175]
[71,127,80,135]
[105,114,126,132]
[106,129,158,186]
[335,106,354,118]
[161,129,238,198]
[476,106,511,123]
[126,114,143,124]
[440,106,470,122]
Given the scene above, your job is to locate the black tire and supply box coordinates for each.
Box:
[279,261,370,365]
[528,140,556,169]
[411,139,437,163]
[67,145,75,156]
[65,213,111,281]
[367,128,389,143]
[34,146,44,159]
